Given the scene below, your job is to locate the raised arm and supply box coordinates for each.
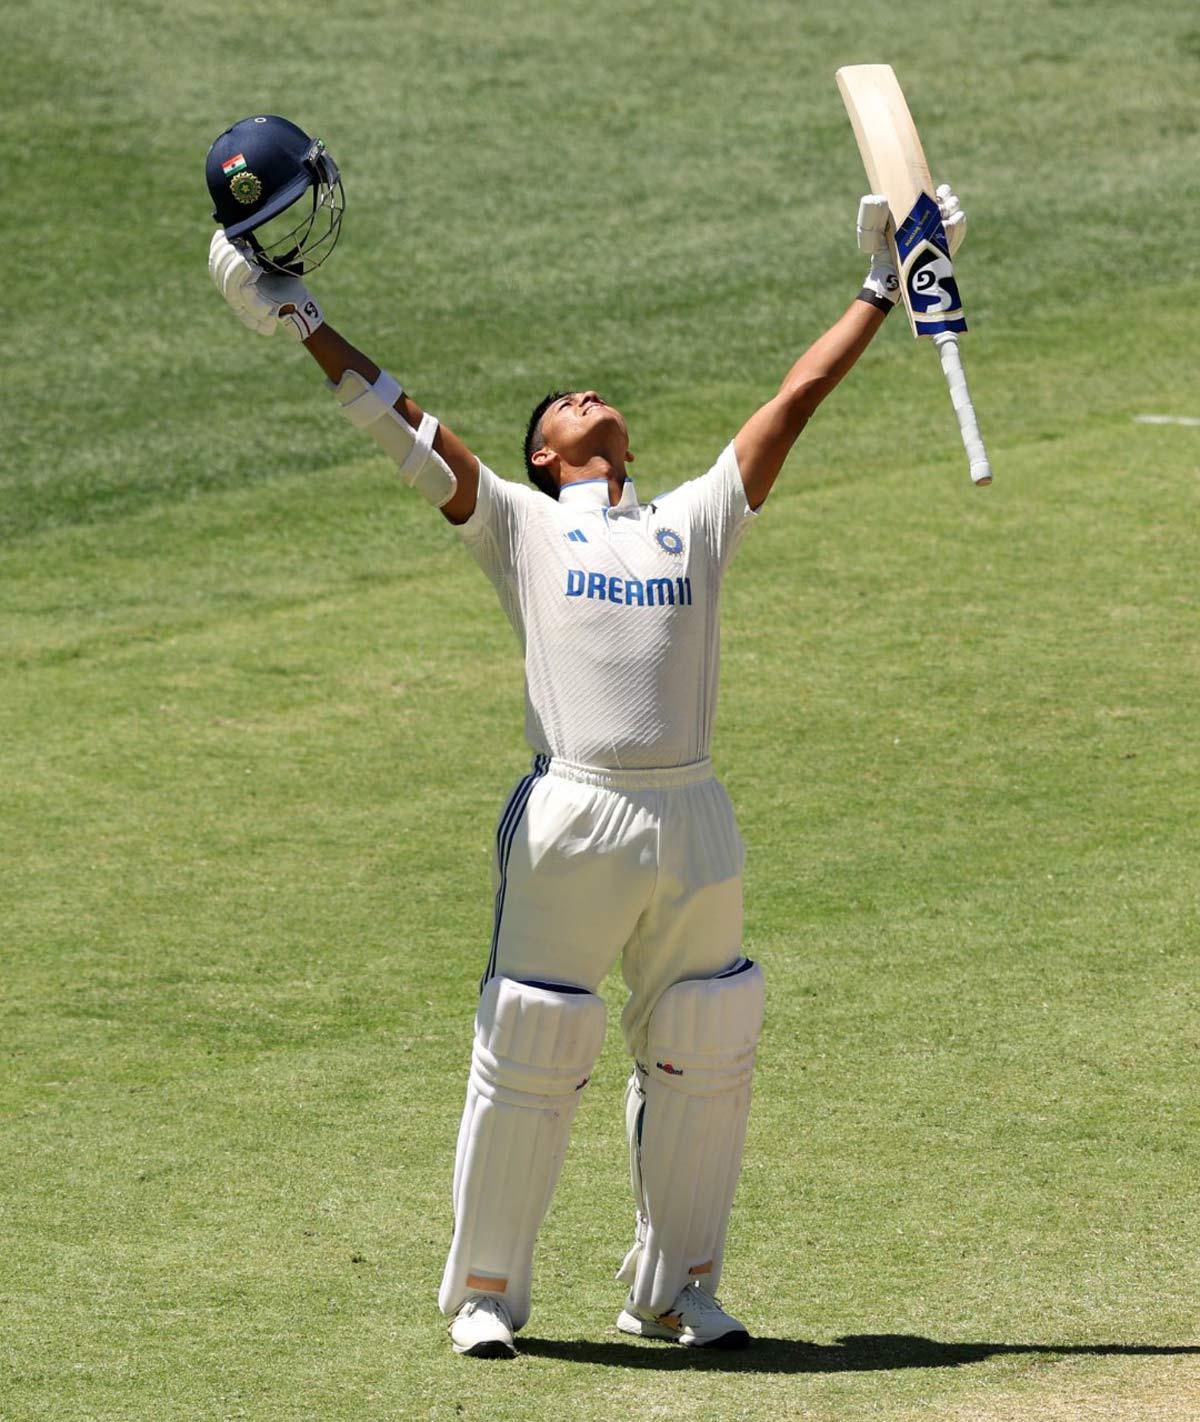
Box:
[734,188,967,510]
[733,294,889,510]
[299,321,481,524]
[208,233,481,524]
[732,195,900,509]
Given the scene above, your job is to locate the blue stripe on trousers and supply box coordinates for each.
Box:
[481,754,550,989]
[713,955,755,979]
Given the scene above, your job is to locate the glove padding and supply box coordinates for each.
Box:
[936,183,967,258]
[858,183,968,306]
[207,230,324,341]
[857,194,900,306]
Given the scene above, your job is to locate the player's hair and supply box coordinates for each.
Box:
[524,390,570,499]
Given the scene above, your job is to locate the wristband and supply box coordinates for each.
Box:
[856,288,896,314]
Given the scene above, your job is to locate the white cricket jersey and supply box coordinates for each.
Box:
[456,443,757,769]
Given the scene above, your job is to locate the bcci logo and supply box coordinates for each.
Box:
[655,527,684,557]
[229,170,263,205]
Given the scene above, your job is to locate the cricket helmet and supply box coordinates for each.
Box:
[205,114,344,275]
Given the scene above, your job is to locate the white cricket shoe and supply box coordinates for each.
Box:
[617,1282,750,1349]
[448,1296,517,1359]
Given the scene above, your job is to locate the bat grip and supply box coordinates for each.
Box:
[932,331,992,486]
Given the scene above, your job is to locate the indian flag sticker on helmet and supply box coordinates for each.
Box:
[221,153,248,176]
[229,170,263,205]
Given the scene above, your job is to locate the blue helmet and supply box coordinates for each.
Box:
[205,114,344,275]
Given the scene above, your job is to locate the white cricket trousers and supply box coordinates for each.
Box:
[482,755,746,1056]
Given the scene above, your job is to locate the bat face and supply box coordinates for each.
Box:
[836,64,967,338]
[837,63,993,486]
[894,190,966,334]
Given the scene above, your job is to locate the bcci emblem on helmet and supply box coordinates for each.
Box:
[229,171,263,205]
[205,114,344,276]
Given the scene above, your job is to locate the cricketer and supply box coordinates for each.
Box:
[205,113,965,1359]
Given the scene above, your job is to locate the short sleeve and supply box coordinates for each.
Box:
[660,442,758,567]
[455,461,537,584]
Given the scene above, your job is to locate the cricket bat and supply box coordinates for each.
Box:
[836,63,993,487]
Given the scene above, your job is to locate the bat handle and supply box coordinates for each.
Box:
[932,331,992,486]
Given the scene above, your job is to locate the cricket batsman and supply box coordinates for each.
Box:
[205,114,965,1359]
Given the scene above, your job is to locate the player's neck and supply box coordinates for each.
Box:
[558,457,628,507]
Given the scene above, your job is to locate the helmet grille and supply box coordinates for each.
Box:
[246,154,344,276]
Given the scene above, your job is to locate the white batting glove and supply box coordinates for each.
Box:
[936,183,967,258]
[857,194,899,308]
[207,230,325,342]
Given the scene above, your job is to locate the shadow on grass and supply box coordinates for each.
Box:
[517,1332,1200,1374]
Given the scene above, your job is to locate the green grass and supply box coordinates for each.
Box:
[3,1,1199,1418]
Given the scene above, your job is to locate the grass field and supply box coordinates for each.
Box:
[3,1,1199,1419]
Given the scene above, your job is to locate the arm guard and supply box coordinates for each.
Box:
[328,368,458,507]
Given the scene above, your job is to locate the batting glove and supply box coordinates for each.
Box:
[857,194,899,308]
[207,230,325,342]
[936,182,967,258]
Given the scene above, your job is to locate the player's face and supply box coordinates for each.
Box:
[539,391,629,465]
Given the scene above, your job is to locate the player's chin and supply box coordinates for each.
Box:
[588,406,627,434]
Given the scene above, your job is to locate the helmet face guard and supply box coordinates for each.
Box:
[244,141,344,276]
[206,117,345,275]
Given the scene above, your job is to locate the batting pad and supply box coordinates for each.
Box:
[618,959,765,1315]
[328,368,457,507]
[439,976,606,1330]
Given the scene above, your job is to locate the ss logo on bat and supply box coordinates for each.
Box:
[907,247,962,315]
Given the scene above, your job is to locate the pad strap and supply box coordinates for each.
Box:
[400,411,438,479]
[333,369,404,428]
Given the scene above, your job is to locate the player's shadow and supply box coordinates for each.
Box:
[516,1332,1200,1373]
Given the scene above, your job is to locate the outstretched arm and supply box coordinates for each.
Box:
[299,322,481,524]
[208,233,480,523]
[733,194,900,509]
[734,295,889,510]
[734,186,966,510]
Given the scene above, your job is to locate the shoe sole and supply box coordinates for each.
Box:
[617,1310,751,1350]
[453,1338,517,1360]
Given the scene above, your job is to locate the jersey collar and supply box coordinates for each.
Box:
[558,477,640,513]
